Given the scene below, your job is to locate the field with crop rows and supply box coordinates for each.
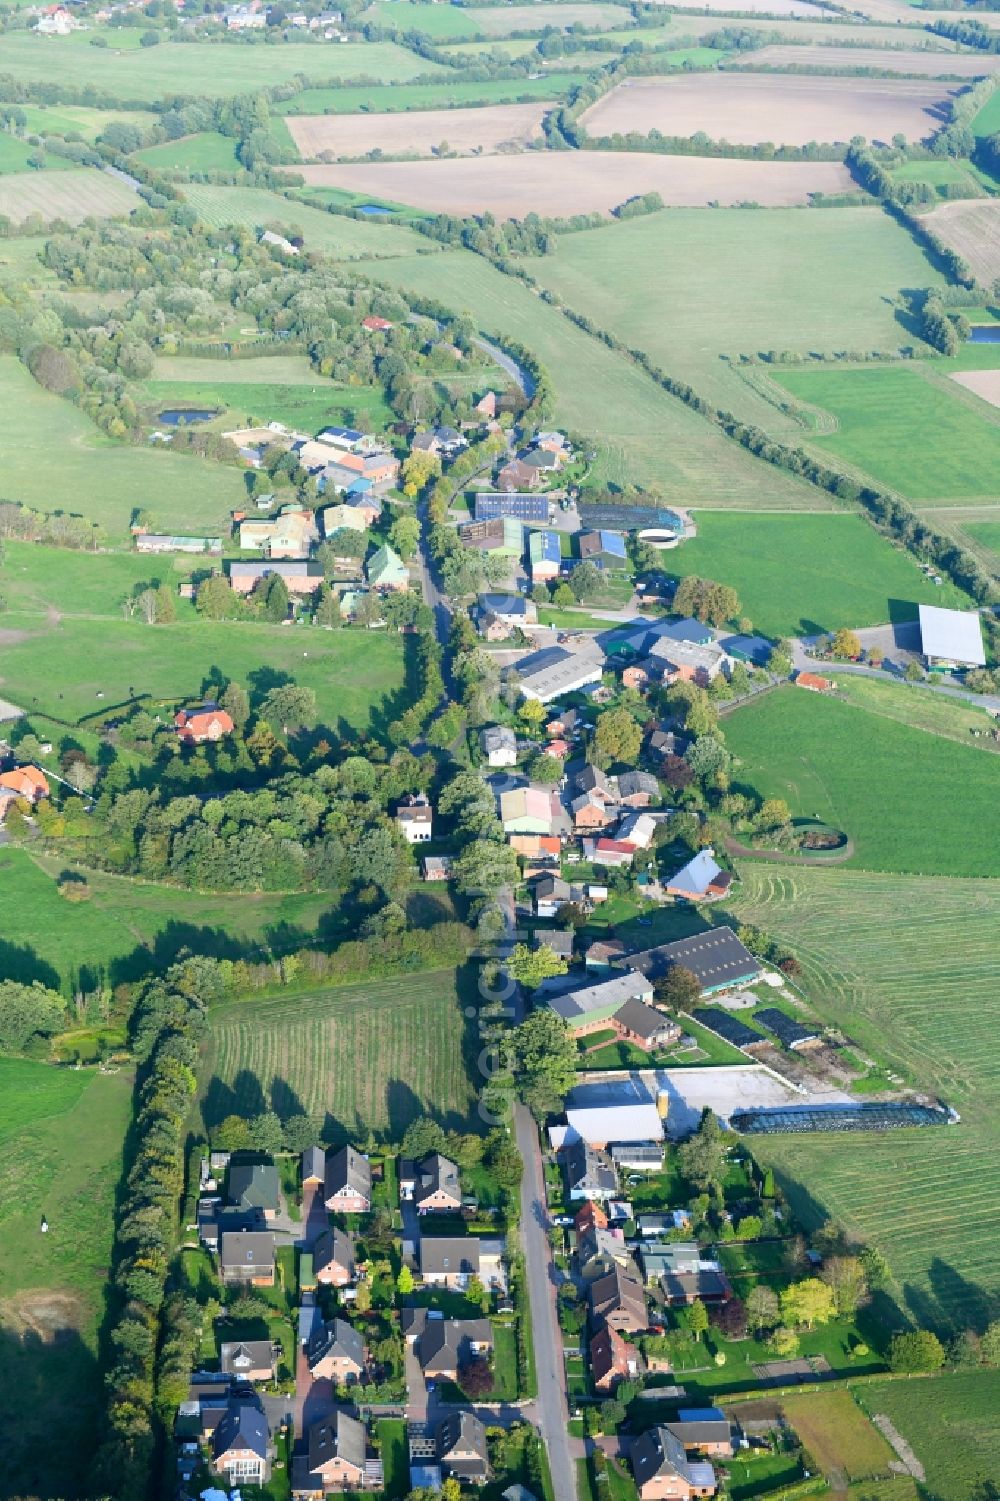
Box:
[0,168,136,225]
[729,864,1000,1327]
[202,969,476,1142]
[285,101,549,160]
[369,247,822,505]
[923,198,1000,294]
[855,1373,1000,1499]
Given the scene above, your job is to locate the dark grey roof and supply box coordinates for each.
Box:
[631,1427,694,1490]
[313,1226,355,1278]
[691,1008,764,1049]
[616,770,660,798]
[220,1340,275,1376]
[307,1317,365,1371]
[755,1007,819,1049]
[417,1318,493,1374]
[437,1410,489,1468]
[302,1146,325,1183]
[667,1415,731,1447]
[325,1144,372,1202]
[534,928,575,959]
[219,1231,275,1271]
[565,1140,617,1196]
[613,997,675,1042]
[228,1163,280,1213]
[212,1397,269,1463]
[626,926,760,990]
[415,1153,461,1207]
[419,1237,480,1276]
[576,764,613,796]
[479,592,530,616]
[306,1410,366,1474]
[588,1263,647,1325]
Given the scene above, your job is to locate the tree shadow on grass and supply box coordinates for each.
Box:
[0,1322,100,1500]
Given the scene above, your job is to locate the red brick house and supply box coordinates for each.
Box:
[324,1145,372,1214]
[590,1324,640,1393]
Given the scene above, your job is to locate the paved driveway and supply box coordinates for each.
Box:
[300,1183,329,1249]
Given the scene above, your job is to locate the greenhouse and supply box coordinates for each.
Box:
[732,1102,952,1135]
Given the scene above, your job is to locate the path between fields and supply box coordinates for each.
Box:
[871,1414,925,1481]
[724,834,856,865]
[792,638,1000,714]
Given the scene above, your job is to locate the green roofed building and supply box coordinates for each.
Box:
[367,543,409,592]
[228,1162,280,1218]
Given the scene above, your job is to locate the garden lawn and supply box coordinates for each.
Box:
[773,364,1000,502]
[0,34,443,97]
[724,685,1000,876]
[0,1059,133,1498]
[0,612,410,729]
[729,864,1000,1327]
[664,511,968,637]
[853,1373,1000,1500]
[0,847,338,992]
[133,129,242,172]
[370,249,820,507]
[530,206,945,437]
[180,183,431,259]
[378,1419,409,1499]
[0,355,242,536]
[202,968,476,1142]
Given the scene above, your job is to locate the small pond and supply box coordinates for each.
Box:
[968,326,1000,343]
[156,408,218,426]
[357,204,392,216]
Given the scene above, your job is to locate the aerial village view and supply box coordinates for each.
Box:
[0,0,998,1500]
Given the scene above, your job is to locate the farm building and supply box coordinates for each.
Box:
[918,603,986,670]
[528,529,562,583]
[501,785,558,835]
[474,492,550,523]
[664,849,732,902]
[460,517,524,556]
[754,1007,820,1050]
[691,1008,766,1050]
[626,927,762,995]
[515,644,606,703]
[564,1092,666,1148]
[0,764,49,805]
[135,532,223,554]
[579,530,628,569]
[796,672,833,693]
[649,637,730,686]
[545,970,655,1035]
[228,560,323,596]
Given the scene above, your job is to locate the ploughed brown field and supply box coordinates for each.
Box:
[285,102,550,161]
[649,0,826,13]
[926,198,1000,286]
[733,44,998,76]
[579,73,959,147]
[293,151,854,216]
[950,370,1000,411]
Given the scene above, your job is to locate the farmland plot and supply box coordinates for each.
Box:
[729,864,1000,1326]
[202,969,477,1142]
[285,101,549,160]
[0,169,136,225]
[296,151,854,215]
[180,183,430,258]
[923,198,1000,287]
[579,74,958,148]
[731,44,999,76]
[949,368,1000,410]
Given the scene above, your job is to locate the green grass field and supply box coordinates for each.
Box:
[0,609,410,729]
[180,182,431,259]
[0,132,83,174]
[889,155,995,196]
[729,864,1000,1325]
[972,86,1000,138]
[725,685,1000,876]
[529,206,945,435]
[19,103,153,140]
[0,1058,133,1497]
[369,248,821,507]
[362,0,625,34]
[779,1390,895,1483]
[665,512,968,636]
[0,847,339,992]
[202,968,477,1142]
[774,364,1000,503]
[828,671,1000,750]
[133,128,242,172]
[141,353,394,430]
[0,355,243,535]
[0,34,443,97]
[854,1374,1000,1497]
[279,73,583,114]
[966,519,1000,563]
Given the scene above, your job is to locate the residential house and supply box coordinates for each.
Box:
[631,1427,716,1501]
[302,1146,325,1187]
[227,560,323,597]
[345,484,384,526]
[590,1324,640,1394]
[238,506,318,558]
[617,811,659,851]
[318,452,399,497]
[578,1226,632,1283]
[197,1205,264,1254]
[306,1318,366,1383]
[409,1153,462,1214]
[423,854,454,882]
[520,446,564,480]
[0,765,49,805]
[412,425,467,459]
[436,1412,490,1484]
[572,791,616,833]
[313,1227,356,1287]
[134,532,222,554]
[544,738,570,760]
[324,1146,372,1214]
[515,644,605,704]
[174,706,235,746]
[589,1264,648,1334]
[534,928,574,963]
[661,1267,732,1307]
[638,1242,701,1285]
[533,874,571,919]
[396,793,433,844]
[509,833,561,867]
[474,492,549,523]
[546,970,655,1039]
[481,725,518,767]
[613,998,681,1052]
[611,1142,665,1172]
[666,1410,733,1459]
[500,785,557,836]
[403,1310,494,1381]
[625,927,762,996]
[319,503,369,537]
[650,638,729,687]
[478,592,537,630]
[583,838,636,869]
[585,938,627,974]
[419,1237,481,1289]
[228,1163,280,1221]
[212,1397,271,1486]
[220,1340,278,1382]
[575,1200,608,1236]
[564,1140,618,1202]
[219,1231,275,1286]
[617,771,660,808]
[546,708,581,738]
[528,529,561,583]
[292,1412,367,1498]
[362,315,393,332]
[497,458,543,493]
[367,544,409,592]
[639,1210,692,1238]
[578,531,628,570]
[461,518,524,558]
[475,391,498,419]
[664,850,732,903]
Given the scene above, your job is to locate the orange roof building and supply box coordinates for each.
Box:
[0,765,49,803]
[174,707,236,745]
[796,672,832,693]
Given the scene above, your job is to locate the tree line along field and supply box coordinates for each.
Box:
[0,34,444,96]
[528,205,947,436]
[774,363,1000,504]
[368,247,824,505]
[0,847,339,995]
[724,685,1000,878]
[179,183,432,260]
[728,863,1000,1329]
[0,356,243,535]
[201,969,477,1144]
[662,511,969,637]
[0,1058,133,1497]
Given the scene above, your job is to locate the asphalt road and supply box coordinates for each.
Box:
[514,1102,578,1501]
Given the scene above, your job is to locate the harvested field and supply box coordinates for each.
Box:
[285,101,549,160]
[950,368,1000,410]
[0,168,136,225]
[295,152,854,215]
[579,73,958,148]
[652,0,827,13]
[924,198,1000,286]
[732,43,998,76]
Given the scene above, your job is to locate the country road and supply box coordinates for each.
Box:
[514,1102,579,1501]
